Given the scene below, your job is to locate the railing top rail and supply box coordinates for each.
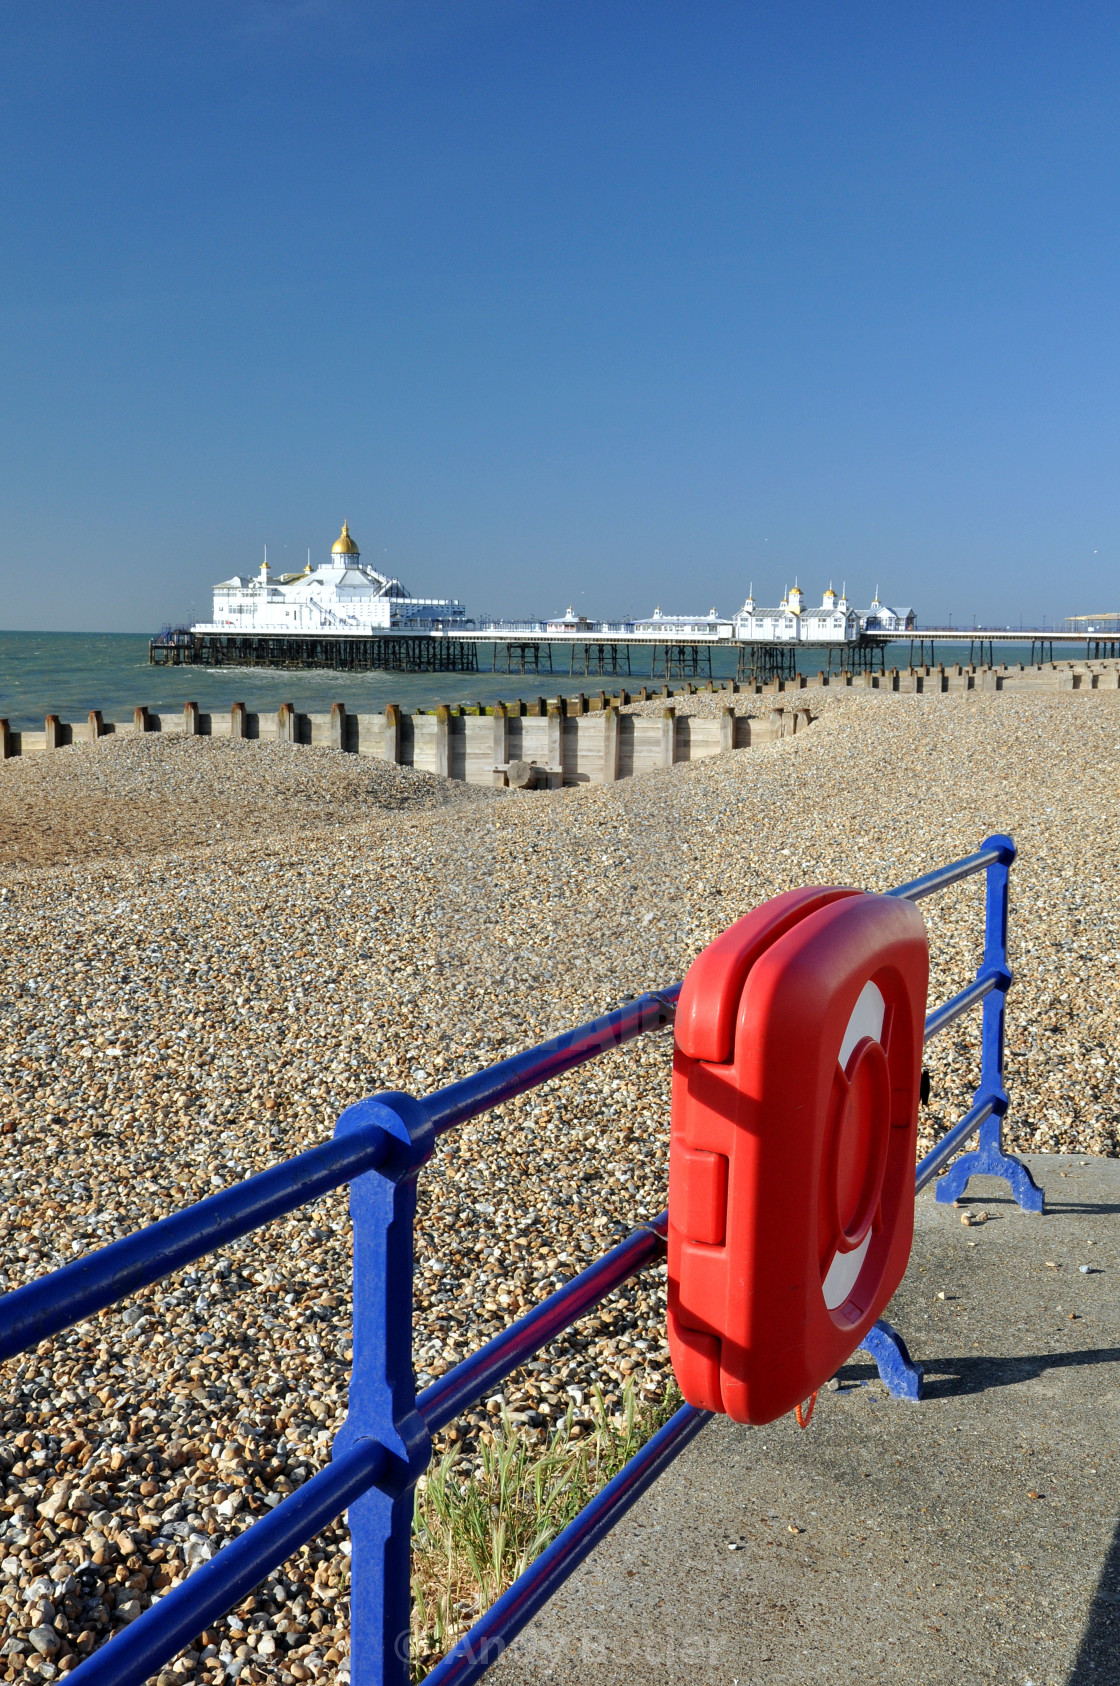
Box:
[887,834,1014,903]
[420,987,679,1138]
[0,1123,391,1364]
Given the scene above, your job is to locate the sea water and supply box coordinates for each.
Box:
[0,629,1056,734]
[0,631,584,732]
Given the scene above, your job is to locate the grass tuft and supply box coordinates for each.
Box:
[410,1381,681,1677]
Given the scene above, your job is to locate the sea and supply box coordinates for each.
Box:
[0,629,1060,734]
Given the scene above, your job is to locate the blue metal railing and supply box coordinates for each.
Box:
[0,835,1035,1684]
[889,831,1042,1209]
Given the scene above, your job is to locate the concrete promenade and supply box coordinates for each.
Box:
[494,1156,1120,1685]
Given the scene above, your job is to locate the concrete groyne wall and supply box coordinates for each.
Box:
[789,657,1120,694]
[2,656,1115,789]
[0,695,811,788]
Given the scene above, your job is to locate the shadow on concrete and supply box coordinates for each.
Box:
[1069,1513,1120,1682]
[838,1346,1120,1399]
[1042,1201,1120,1217]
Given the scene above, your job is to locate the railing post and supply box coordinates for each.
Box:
[333,1093,434,1684]
[933,834,1044,1212]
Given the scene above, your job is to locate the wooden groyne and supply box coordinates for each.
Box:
[0,692,811,788]
[2,657,1115,789]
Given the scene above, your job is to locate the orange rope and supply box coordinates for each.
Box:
[794,1390,818,1428]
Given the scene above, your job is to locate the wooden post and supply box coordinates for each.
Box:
[639,686,650,701]
[231,702,247,740]
[0,720,10,760]
[383,704,401,764]
[768,707,785,737]
[603,706,620,781]
[433,705,450,777]
[88,709,105,742]
[492,701,508,776]
[183,702,200,737]
[46,714,65,749]
[134,706,152,733]
[278,703,296,743]
[547,701,563,776]
[719,707,735,754]
[330,702,348,752]
[660,706,675,770]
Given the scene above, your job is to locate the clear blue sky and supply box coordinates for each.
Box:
[3,0,1119,631]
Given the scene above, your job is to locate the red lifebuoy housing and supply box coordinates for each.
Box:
[667,888,929,1425]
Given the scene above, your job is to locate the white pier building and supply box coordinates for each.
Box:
[193,523,467,636]
[732,583,859,643]
[728,584,914,643]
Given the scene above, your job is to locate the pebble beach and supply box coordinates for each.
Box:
[0,685,1117,1683]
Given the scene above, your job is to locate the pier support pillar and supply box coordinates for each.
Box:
[434,705,451,778]
[603,706,620,781]
[383,704,401,764]
[231,702,247,740]
[183,702,200,737]
[660,706,675,770]
[719,707,735,754]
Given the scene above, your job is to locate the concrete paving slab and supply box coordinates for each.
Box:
[491,1155,1120,1686]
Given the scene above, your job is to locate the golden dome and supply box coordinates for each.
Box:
[331,520,359,556]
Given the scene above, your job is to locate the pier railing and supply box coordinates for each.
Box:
[0,835,1034,1683]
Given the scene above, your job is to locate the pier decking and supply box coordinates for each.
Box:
[151,625,1120,677]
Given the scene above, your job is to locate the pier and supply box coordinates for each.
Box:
[151,630,481,674]
[152,624,1120,678]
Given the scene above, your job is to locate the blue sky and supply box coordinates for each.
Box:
[3,0,1119,631]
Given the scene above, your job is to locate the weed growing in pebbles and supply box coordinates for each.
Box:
[410,1381,680,1677]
